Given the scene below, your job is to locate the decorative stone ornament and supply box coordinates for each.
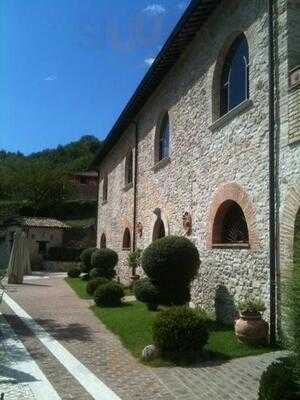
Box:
[136,222,143,238]
[182,211,192,236]
[142,344,159,361]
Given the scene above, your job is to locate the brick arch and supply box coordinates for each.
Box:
[207,183,259,250]
[280,181,300,275]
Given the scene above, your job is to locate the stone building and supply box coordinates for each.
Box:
[2,217,70,264]
[70,171,98,201]
[91,0,300,331]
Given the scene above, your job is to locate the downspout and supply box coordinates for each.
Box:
[131,120,139,252]
[268,0,277,345]
[95,169,100,248]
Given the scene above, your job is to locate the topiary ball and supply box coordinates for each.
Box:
[67,267,81,278]
[134,278,161,309]
[94,282,124,307]
[153,306,209,361]
[80,248,96,273]
[158,283,191,306]
[89,267,101,279]
[258,359,296,400]
[86,277,110,295]
[141,236,200,287]
[91,248,118,279]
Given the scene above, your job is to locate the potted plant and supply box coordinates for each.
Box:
[128,249,142,283]
[235,298,269,345]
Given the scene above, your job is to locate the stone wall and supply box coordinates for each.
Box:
[97,0,299,323]
[43,261,81,273]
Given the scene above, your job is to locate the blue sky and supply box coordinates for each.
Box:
[0,0,189,155]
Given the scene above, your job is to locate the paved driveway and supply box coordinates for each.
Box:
[0,273,284,400]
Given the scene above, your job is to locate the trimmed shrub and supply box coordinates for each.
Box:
[67,267,81,278]
[134,278,160,310]
[86,277,110,295]
[94,282,124,307]
[159,284,191,306]
[258,359,297,400]
[142,236,200,286]
[128,249,142,276]
[80,248,96,273]
[91,248,118,279]
[89,267,101,279]
[153,306,209,361]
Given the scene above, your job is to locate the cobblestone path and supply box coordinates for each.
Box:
[0,273,284,400]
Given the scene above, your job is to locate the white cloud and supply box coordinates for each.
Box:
[144,58,155,66]
[44,75,57,81]
[143,4,166,15]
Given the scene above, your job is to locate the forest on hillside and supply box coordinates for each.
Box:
[0,135,102,216]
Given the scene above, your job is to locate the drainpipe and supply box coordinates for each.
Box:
[268,0,277,346]
[131,120,139,252]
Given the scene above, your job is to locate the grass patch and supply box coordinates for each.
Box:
[206,322,276,358]
[65,277,133,300]
[65,277,92,299]
[91,301,276,365]
[65,278,276,363]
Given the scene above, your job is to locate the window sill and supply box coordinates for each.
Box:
[212,243,250,249]
[209,99,253,132]
[152,157,171,172]
[123,182,133,192]
[122,247,131,252]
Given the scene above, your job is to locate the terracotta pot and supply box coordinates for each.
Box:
[235,312,269,345]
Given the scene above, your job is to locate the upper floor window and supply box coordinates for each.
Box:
[125,150,133,185]
[158,113,170,161]
[220,34,249,117]
[122,228,131,250]
[102,175,108,203]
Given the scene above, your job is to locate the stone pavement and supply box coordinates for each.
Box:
[0,273,284,400]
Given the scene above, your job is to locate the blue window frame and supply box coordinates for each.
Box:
[159,113,170,161]
[220,34,249,116]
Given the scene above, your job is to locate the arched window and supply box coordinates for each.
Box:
[220,34,249,116]
[158,113,170,161]
[212,200,249,246]
[100,233,106,249]
[152,219,166,242]
[122,228,131,250]
[125,150,133,185]
[102,175,108,203]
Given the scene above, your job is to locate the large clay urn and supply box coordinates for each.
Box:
[235,312,269,345]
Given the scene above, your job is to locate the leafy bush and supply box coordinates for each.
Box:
[142,236,200,287]
[80,248,96,273]
[128,249,142,276]
[258,359,297,400]
[91,248,118,279]
[134,278,160,310]
[46,247,84,262]
[94,282,124,307]
[237,298,266,314]
[68,267,81,278]
[89,268,100,279]
[139,236,200,306]
[86,277,110,295]
[153,306,209,361]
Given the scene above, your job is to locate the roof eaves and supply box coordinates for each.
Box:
[90,0,221,169]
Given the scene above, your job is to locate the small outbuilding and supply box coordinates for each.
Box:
[2,217,70,263]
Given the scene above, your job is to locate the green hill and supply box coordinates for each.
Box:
[0,135,102,217]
